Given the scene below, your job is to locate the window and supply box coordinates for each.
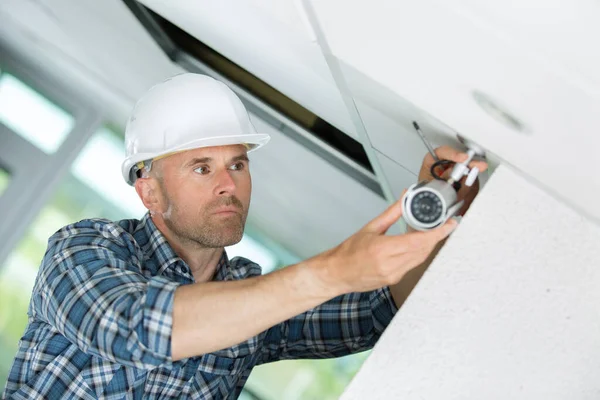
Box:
[0,74,74,154]
[246,352,370,400]
[70,127,147,217]
[227,235,278,274]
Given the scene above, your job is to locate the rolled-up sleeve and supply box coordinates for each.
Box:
[259,286,398,364]
[33,226,181,370]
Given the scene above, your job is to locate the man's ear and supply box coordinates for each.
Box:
[135,177,162,215]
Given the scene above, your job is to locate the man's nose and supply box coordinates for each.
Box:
[215,169,236,196]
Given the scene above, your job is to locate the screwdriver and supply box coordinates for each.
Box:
[412,121,439,162]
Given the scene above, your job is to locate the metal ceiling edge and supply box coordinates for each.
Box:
[120,0,179,61]
[298,1,398,204]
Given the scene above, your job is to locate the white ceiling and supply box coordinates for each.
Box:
[307,0,600,224]
[0,0,398,260]
[0,0,184,121]
[137,0,360,140]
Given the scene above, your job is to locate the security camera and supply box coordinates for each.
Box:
[403,125,486,231]
[402,180,464,231]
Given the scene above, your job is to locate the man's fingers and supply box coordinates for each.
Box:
[381,218,458,257]
[469,160,488,173]
[433,146,466,163]
[420,218,459,243]
[433,146,488,173]
[400,219,458,250]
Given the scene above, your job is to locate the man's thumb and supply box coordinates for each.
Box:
[361,190,407,234]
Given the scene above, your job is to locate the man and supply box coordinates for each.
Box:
[3,73,487,399]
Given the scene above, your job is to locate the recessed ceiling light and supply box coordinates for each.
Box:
[471,89,530,135]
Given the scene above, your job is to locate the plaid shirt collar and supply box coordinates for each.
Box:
[137,212,230,280]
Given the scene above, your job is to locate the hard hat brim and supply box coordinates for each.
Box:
[121,133,270,185]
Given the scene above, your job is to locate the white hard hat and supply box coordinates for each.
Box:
[121,73,270,185]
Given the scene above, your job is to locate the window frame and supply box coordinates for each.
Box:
[0,49,102,266]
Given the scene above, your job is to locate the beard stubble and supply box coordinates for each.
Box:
[163,195,247,248]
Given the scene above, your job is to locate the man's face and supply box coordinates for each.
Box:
[150,145,252,248]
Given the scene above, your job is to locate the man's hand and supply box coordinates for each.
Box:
[418,146,488,216]
[313,198,458,296]
[387,145,490,308]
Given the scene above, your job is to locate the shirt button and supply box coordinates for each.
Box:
[181,266,189,274]
[228,363,235,372]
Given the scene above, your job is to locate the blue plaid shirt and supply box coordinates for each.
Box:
[3,213,398,399]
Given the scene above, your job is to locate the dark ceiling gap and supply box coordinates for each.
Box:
[121,0,375,176]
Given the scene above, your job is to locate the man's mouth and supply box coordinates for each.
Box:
[213,207,241,215]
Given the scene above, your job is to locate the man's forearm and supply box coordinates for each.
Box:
[389,229,447,309]
[172,215,458,360]
[171,257,335,361]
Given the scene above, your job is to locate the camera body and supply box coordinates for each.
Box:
[401,131,486,231]
[402,180,464,231]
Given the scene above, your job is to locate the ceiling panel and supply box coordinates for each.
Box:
[137,0,359,140]
[340,62,466,176]
[452,0,600,94]
[308,0,600,224]
[374,150,417,201]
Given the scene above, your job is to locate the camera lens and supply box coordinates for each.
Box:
[410,191,443,224]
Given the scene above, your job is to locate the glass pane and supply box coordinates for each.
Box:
[70,127,147,216]
[227,235,278,274]
[245,352,370,400]
[0,74,74,154]
[0,166,10,197]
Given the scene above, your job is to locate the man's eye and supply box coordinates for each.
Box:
[194,166,210,175]
[230,162,245,171]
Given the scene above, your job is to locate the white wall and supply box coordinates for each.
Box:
[342,164,600,400]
